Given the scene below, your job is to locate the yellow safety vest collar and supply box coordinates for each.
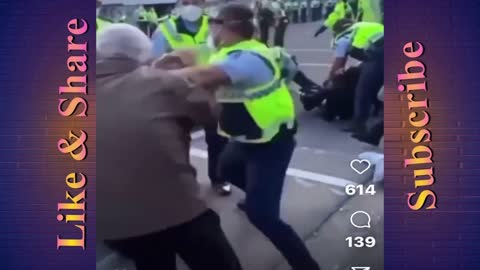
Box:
[334,22,383,50]
[159,15,209,50]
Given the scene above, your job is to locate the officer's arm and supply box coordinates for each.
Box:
[171,52,272,91]
[314,25,328,36]
[171,65,232,90]
[329,37,350,79]
[329,57,347,79]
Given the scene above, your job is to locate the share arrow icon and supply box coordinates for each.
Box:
[351,267,370,270]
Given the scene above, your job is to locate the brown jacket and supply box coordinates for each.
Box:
[96,56,215,240]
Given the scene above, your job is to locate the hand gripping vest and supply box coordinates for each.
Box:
[209,40,296,143]
[158,16,209,50]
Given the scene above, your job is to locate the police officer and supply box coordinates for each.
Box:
[314,0,353,37]
[272,0,289,47]
[151,0,209,55]
[329,19,384,133]
[172,4,321,270]
[152,0,232,196]
[257,0,275,46]
[96,0,113,35]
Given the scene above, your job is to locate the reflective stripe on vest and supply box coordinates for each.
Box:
[209,40,296,143]
[158,16,209,50]
[334,22,384,50]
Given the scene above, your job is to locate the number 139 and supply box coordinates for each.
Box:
[345,236,376,248]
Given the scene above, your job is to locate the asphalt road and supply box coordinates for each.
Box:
[97,20,384,270]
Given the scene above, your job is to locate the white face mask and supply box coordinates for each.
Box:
[179,5,203,22]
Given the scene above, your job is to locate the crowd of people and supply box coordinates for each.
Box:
[96,0,383,269]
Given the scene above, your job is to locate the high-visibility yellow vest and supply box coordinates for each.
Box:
[357,0,382,23]
[334,21,383,49]
[158,16,209,50]
[324,1,354,29]
[96,17,112,34]
[209,40,296,143]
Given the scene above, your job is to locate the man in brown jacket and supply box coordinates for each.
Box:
[96,24,242,270]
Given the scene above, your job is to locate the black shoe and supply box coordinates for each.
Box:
[237,200,246,212]
[299,86,326,112]
[212,183,232,196]
[300,94,318,111]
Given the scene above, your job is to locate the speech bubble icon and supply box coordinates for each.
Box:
[350,211,371,229]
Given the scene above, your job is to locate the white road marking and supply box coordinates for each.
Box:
[329,187,347,196]
[190,130,205,140]
[287,167,355,187]
[293,177,317,188]
[189,147,356,188]
[297,146,327,155]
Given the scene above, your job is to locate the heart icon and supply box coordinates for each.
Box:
[350,159,371,175]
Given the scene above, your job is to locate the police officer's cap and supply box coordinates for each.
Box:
[209,3,253,24]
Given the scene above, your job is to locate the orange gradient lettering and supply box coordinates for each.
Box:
[398,41,437,211]
[56,18,90,250]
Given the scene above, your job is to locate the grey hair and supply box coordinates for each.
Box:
[97,23,152,63]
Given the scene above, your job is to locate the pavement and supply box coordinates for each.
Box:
[97,20,384,270]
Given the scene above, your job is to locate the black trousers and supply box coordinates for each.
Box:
[259,19,270,45]
[204,126,228,185]
[105,210,243,270]
[218,134,320,270]
[353,48,384,126]
[274,17,289,47]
